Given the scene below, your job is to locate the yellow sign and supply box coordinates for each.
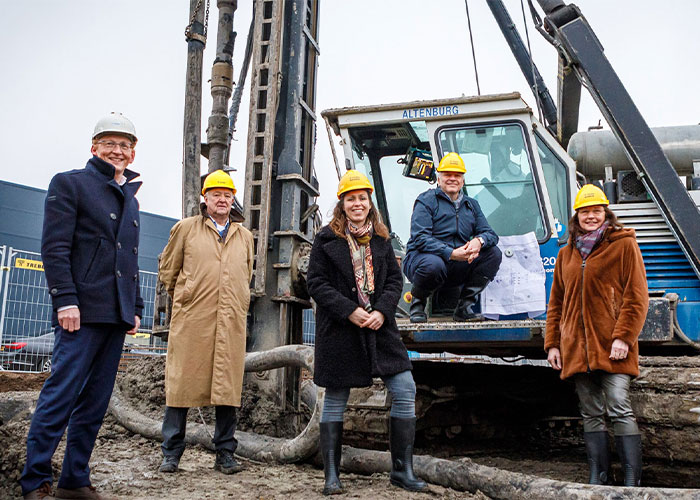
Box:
[15,258,44,272]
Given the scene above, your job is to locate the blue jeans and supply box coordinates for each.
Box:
[321,370,416,422]
[20,324,126,495]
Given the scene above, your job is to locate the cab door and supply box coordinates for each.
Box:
[426,114,558,244]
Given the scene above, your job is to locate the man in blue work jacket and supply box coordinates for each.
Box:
[20,113,143,500]
[404,152,501,323]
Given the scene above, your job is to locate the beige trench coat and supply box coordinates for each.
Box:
[158,213,253,407]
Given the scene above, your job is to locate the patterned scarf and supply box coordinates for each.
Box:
[576,221,609,261]
[345,220,375,311]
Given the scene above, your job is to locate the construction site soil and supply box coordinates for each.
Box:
[1,354,699,499]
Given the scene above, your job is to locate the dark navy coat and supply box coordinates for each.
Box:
[307,226,412,388]
[404,188,498,267]
[41,156,144,327]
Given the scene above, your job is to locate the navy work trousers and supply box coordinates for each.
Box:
[20,324,126,495]
[161,405,238,458]
[404,245,502,294]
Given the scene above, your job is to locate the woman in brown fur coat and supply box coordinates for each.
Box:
[545,184,648,487]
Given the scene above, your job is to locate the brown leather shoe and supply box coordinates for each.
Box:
[24,482,55,499]
[54,486,116,500]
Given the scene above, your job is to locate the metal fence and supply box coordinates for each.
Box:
[0,244,313,373]
[302,308,315,346]
[0,245,162,373]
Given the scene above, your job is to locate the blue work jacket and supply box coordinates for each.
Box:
[41,156,144,328]
[404,187,499,263]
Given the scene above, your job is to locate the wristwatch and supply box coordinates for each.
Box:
[476,236,485,246]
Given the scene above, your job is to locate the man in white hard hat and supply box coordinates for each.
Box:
[157,170,254,475]
[20,113,143,500]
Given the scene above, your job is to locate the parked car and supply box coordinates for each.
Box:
[0,332,54,372]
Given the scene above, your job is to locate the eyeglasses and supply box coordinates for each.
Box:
[97,140,133,152]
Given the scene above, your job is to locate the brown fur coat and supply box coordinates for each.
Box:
[545,227,648,379]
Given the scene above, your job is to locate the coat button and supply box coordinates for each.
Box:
[351,287,357,292]
[133,220,139,227]
[50,288,58,295]
[117,242,122,249]
[116,270,122,278]
[110,213,117,220]
[133,274,138,281]
[133,247,138,255]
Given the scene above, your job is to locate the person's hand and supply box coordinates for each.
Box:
[360,310,385,330]
[547,347,562,370]
[58,307,81,332]
[450,245,471,262]
[610,339,629,361]
[465,238,482,263]
[126,316,141,335]
[348,307,371,327]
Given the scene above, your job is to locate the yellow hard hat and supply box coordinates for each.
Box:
[573,184,609,211]
[437,152,466,173]
[337,170,373,199]
[202,170,236,195]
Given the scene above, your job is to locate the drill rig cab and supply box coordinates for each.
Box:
[324,92,573,356]
[323,92,697,358]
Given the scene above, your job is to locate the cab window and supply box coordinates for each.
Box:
[438,123,547,240]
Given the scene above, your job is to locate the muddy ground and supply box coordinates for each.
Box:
[2,355,700,498]
[0,365,489,499]
[0,407,489,499]
[0,372,48,393]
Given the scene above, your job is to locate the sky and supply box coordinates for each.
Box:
[1,0,698,222]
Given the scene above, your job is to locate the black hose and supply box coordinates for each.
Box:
[673,316,700,351]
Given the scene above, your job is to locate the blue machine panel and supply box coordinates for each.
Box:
[412,327,532,342]
[639,242,700,341]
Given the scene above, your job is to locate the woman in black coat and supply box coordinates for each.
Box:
[307,170,426,495]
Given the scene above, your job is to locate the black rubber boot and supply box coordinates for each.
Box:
[320,421,344,495]
[583,431,611,485]
[389,417,427,492]
[409,287,429,323]
[615,434,642,487]
[453,274,491,322]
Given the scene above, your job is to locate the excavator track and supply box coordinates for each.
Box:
[341,355,700,487]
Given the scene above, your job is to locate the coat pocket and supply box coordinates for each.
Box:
[81,238,104,282]
[181,277,195,304]
[610,287,620,319]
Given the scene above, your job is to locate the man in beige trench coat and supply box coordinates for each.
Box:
[157,170,253,474]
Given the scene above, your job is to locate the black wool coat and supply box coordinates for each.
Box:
[41,156,144,328]
[307,226,412,388]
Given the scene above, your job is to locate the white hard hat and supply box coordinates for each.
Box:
[93,112,137,143]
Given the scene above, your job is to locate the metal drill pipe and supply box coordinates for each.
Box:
[206,0,237,173]
[182,0,207,217]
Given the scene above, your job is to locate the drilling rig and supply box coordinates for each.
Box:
[153,0,700,475]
